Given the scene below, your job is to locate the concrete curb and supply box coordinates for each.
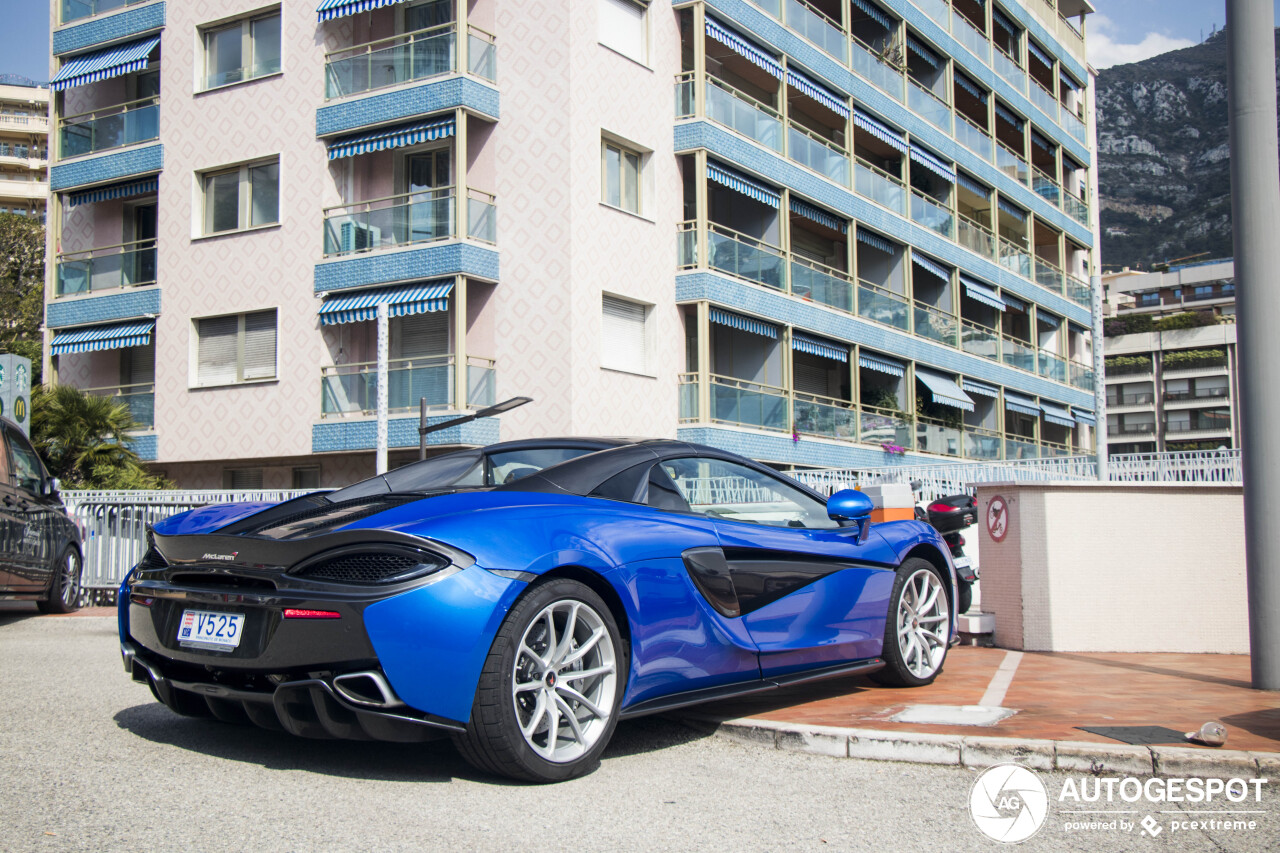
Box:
[675,715,1275,777]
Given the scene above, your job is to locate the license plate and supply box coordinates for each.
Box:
[953,556,972,569]
[177,610,246,651]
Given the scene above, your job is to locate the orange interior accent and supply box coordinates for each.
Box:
[870,507,915,524]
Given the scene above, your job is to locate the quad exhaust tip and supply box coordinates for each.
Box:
[332,670,403,709]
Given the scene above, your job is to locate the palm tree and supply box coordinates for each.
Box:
[31,384,165,489]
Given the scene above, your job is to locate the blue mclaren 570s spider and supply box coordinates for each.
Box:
[119,438,959,782]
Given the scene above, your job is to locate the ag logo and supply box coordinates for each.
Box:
[969,763,1049,843]
[987,495,1009,543]
[13,396,25,423]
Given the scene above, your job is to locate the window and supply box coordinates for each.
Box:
[1138,293,1159,307]
[1193,286,1214,300]
[602,139,641,214]
[6,427,45,494]
[203,10,282,90]
[601,294,650,374]
[202,158,279,235]
[224,468,264,489]
[195,309,277,386]
[658,458,838,529]
[598,0,647,63]
[292,467,321,489]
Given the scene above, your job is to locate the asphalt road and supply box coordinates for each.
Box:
[1,610,1275,853]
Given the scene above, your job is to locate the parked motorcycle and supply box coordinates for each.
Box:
[911,482,978,614]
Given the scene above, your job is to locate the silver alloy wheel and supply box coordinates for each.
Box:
[511,599,617,763]
[895,568,949,679]
[59,551,82,608]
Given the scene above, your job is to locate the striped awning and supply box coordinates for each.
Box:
[790,197,846,233]
[318,280,453,325]
[995,102,1025,129]
[853,108,907,152]
[992,7,1018,37]
[791,332,848,362]
[998,198,1027,221]
[1041,401,1077,427]
[1073,408,1097,426]
[1004,391,1041,417]
[912,253,951,282]
[1060,71,1080,92]
[51,37,160,91]
[962,379,999,398]
[50,320,154,355]
[954,72,988,104]
[786,67,849,118]
[851,0,892,30]
[1030,130,1053,153]
[327,116,455,160]
[1002,292,1028,311]
[709,308,778,338]
[1028,40,1053,69]
[906,36,940,69]
[707,162,780,208]
[961,275,1006,310]
[317,0,409,21]
[67,177,158,209]
[859,352,904,377]
[956,171,990,197]
[916,368,975,412]
[909,146,956,182]
[855,228,896,255]
[705,18,783,78]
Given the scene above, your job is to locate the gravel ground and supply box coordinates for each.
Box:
[1,611,1275,852]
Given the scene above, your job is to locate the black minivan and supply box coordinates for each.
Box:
[0,417,83,613]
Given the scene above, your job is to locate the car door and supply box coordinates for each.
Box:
[3,425,53,593]
[658,457,902,678]
[0,427,20,589]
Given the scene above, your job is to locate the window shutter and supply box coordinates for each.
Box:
[242,310,277,380]
[394,312,449,359]
[599,0,646,63]
[793,354,830,396]
[602,295,647,373]
[228,468,264,490]
[197,315,239,386]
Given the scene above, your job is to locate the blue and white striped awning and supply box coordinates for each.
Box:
[317,0,409,21]
[786,67,849,118]
[319,280,453,325]
[791,332,848,362]
[909,146,956,182]
[912,253,951,282]
[790,197,847,233]
[67,177,158,209]
[1004,391,1041,417]
[51,37,160,91]
[961,275,1006,310]
[1060,71,1080,92]
[856,228,896,255]
[1028,40,1053,69]
[962,378,999,398]
[1003,292,1028,311]
[956,171,990,197]
[327,116,455,160]
[954,72,988,104]
[1040,401,1076,427]
[851,0,892,30]
[916,368,975,412]
[709,307,778,338]
[995,102,1025,129]
[705,18,783,78]
[858,351,904,377]
[50,320,154,355]
[1073,408,1097,426]
[707,162,781,208]
[992,7,1018,37]
[1030,130,1053,152]
[906,36,940,68]
[853,108,908,152]
[997,198,1027,221]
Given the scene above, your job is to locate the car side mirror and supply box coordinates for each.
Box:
[42,477,60,498]
[827,489,874,544]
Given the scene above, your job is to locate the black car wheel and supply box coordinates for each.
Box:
[871,558,951,688]
[454,577,624,783]
[37,548,82,615]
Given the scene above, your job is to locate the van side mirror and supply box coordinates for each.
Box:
[42,477,60,498]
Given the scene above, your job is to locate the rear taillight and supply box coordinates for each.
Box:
[928,501,963,514]
[283,609,341,620]
[955,534,966,547]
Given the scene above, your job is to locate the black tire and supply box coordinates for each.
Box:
[871,558,951,688]
[37,548,82,615]
[453,577,625,783]
[957,580,973,615]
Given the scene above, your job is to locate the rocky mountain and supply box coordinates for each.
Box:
[1096,29,1280,270]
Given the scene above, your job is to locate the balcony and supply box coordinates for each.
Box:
[1062,189,1089,226]
[59,98,158,160]
[320,354,495,417]
[1162,353,1228,373]
[999,238,1032,279]
[962,320,1000,361]
[1034,258,1065,295]
[992,48,1026,93]
[1164,388,1230,403]
[790,257,854,313]
[322,187,495,257]
[788,121,850,184]
[677,73,782,153]
[707,374,789,432]
[55,239,156,298]
[916,415,962,457]
[1105,358,1154,377]
[793,391,858,439]
[1065,273,1090,307]
[84,381,153,428]
[914,301,960,348]
[0,179,50,200]
[1107,392,1154,407]
[1165,412,1231,435]
[957,214,997,260]
[1029,79,1059,122]
[1061,108,1087,144]
[0,114,48,134]
[907,79,952,134]
[324,23,496,100]
[1069,360,1094,392]
[679,220,786,291]
[995,141,1029,185]
[1038,348,1067,384]
[951,10,991,63]
[786,0,847,62]
[1111,422,1157,436]
[0,143,47,165]
[955,113,993,161]
[851,36,904,102]
[858,280,909,332]
[1002,335,1037,373]
[910,190,954,239]
[59,0,150,24]
[854,157,905,215]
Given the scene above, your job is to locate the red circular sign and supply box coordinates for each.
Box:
[986,495,1009,542]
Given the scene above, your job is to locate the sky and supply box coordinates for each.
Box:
[3,1,1280,81]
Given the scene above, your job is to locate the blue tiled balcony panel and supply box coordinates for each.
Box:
[678,426,966,468]
[677,121,1090,325]
[313,415,498,452]
[677,270,1094,409]
[50,144,163,192]
[314,243,500,294]
[317,77,499,137]
[46,287,161,329]
[53,2,165,56]
[128,433,158,462]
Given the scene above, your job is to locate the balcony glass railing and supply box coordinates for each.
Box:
[323,188,456,256]
[1066,274,1090,306]
[707,223,785,290]
[786,0,847,62]
[907,79,952,134]
[964,428,1003,460]
[961,320,1000,362]
[1069,360,1094,392]
[1165,411,1232,433]
[467,25,498,82]
[851,37,904,102]
[860,406,913,448]
[1029,78,1058,121]
[955,114,993,161]
[1002,335,1037,373]
[1165,388,1230,402]
[1038,349,1068,384]
[957,215,997,259]
[1041,441,1073,458]
[678,373,700,421]
[59,98,159,159]
[704,76,783,152]
[910,190,954,239]
[1111,422,1157,436]
[467,189,497,243]
[855,158,906,215]
[999,238,1032,279]
[951,10,991,63]
[747,0,782,16]
[84,382,154,429]
[1035,258,1065,294]
[788,121,850,183]
[1005,436,1040,459]
[321,355,496,416]
[61,0,148,24]
[791,258,854,313]
[992,48,1026,92]
[1032,168,1060,206]
[55,240,157,297]
[1061,108,1087,144]
[914,303,959,348]
[794,392,858,439]
[468,356,496,407]
[917,416,962,457]
[1062,191,1089,226]
[995,141,1029,185]
[709,374,788,431]
[325,24,457,99]
[858,280,909,332]
[1108,392,1155,406]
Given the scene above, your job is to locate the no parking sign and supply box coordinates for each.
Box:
[986,495,1009,542]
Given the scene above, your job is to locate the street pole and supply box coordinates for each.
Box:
[1226,0,1280,690]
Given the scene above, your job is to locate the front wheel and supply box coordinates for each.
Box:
[871,558,951,688]
[453,578,624,783]
[37,548,82,615]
